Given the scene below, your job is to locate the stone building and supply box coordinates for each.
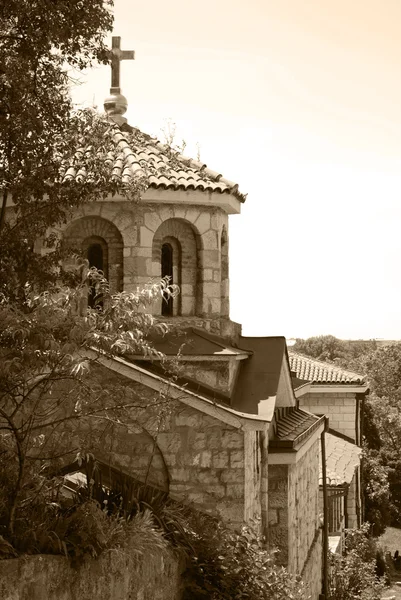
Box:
[32,41,328,598]
[289,351,368,551]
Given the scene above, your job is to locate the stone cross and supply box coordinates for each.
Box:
[110,36,135,94]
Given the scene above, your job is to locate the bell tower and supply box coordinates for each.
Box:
[63,35,245,339]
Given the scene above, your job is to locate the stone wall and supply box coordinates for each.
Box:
[59,200,229,325]
[288,439,322,600]
[71,365,266,530]
[0,549,183,600]
[268,438,322,600]
[299,392,356,440]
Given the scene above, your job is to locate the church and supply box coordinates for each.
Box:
[45,36,360,599]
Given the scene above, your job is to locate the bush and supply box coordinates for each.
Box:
[181,511,308,600]
[328,526,386,600]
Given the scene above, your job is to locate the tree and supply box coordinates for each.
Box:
[0,0,146,303]
[293,335,349,362]
[360,344,401,529]
[0,1,180,550]
[0,271,178,542]
[292,335,376,369]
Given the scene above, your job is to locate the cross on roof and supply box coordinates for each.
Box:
[110,36,135,94]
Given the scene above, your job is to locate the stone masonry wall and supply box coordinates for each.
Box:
[60,200,229,321]
[347,471,360,528]
[268,464,290,564]
[299,392,356,441]
[288,439,322,600]
[268,439,322,600]
[73,365,263,529]
[0,549,183,600]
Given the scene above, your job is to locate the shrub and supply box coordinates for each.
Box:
[180,511,308,600]
[328,525,386,600]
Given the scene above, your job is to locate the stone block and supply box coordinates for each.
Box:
[204,484,226,499]
[205,430,225,449]
[157,432,182,453]
[158,206,175,223]
[200,249,220,269]
[139,226,154,248]
[184,207,200,224]
[211,211,223,231]
[203,269,213,281]
[123,247,131,257]
[220,469,244,484]
[200,451,212,467]
[212,451,229,468]
[268,509,279,525]
[201,229,218,249]
[180,283,194,296]
[174,411,203,428]
[169,468,190,482]
[225,484,244,499]
[193,432,206,451]
[221,430,243,450]
[187,492,206,504]
[144,210,162,232]
[230,450,244,468]
[203,282,221,298]
[196,469,219,484]
[194,212,211,235]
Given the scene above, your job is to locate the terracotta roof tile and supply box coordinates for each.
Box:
[320,433,361,486]
[288,351,365,385]
[61,124,246,201]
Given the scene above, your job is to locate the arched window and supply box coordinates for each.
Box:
[161,243,173,316]
[84,237,108,308]
[87,243,103,271]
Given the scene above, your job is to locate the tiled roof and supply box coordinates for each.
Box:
[60,124,246,202]
[275,408,319,442]
[269,407,323,450]
[320,433,362,486]
[289,352,365,385]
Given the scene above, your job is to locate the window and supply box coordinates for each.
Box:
[85,239,107,308]
[161,242,173,316]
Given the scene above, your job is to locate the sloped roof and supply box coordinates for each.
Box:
[141,327,251,358]
[231,336,288,413]
[61,124,246,202]
[320,432,362,486]
[275,408,320,442]
[289,352,365,385]
[269,406,324,451]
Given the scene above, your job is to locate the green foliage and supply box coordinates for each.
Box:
[360,344,401,528]
[181,512,308,600]
[292,335,376,369]
[0,274,177,539]
[329,526,386,600]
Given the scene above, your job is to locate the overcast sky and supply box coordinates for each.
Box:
[71,0,401,340]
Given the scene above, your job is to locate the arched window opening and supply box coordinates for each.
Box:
[85,238,108,309]
[87,243,104,272]
[161,243,173,316]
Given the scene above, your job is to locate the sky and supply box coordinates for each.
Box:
[70,0,401,341]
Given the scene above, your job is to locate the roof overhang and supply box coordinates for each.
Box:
[308,384,369,394]
[85,349,270,431]
[293,382,311,398]
[111,189,242,214]
[268,419,325,464]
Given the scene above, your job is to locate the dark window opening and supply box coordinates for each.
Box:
[87,243,104,308]
[161,243,173,316]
